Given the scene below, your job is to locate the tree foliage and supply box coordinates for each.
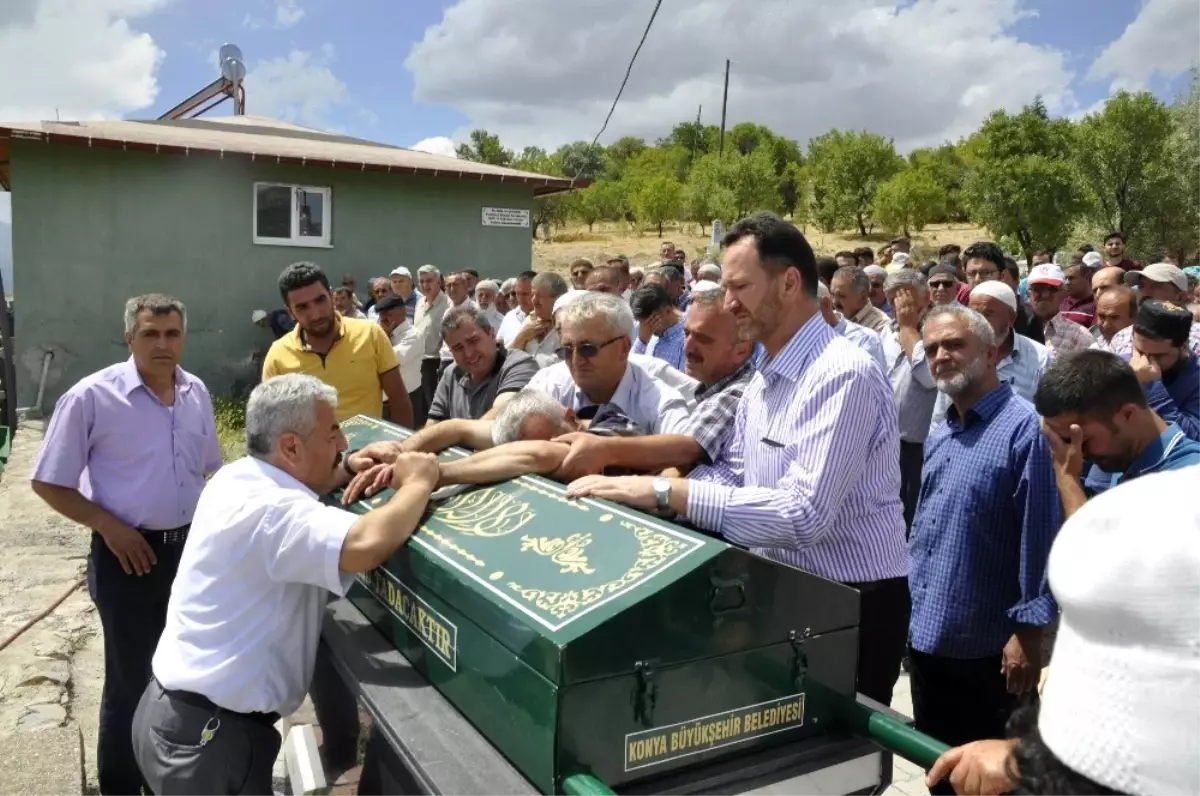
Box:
[807,130,903,235]
[964,98,1084,265]
[872,167,946,236]
[452,82,1198,259]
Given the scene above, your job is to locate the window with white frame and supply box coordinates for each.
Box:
[253,183,331,247]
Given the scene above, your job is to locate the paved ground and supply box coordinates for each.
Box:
[0,420,932,795]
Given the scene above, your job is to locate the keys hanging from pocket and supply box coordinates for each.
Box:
[199,717,221,747]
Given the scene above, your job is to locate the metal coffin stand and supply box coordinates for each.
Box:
[322,415,944,794]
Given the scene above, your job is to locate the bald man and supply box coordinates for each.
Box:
[1091,266,1125,300]
[1090,286,1136,348]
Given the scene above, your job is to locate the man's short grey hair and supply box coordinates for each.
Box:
[491,389,567,446]
[689,285,726,307]
[500,278,516,292]
[557,291,636,340]
[697,263,722,281]
[442,305,493,337]
[476,279,501,293]
[924,304,996,347]
[124,293,187,334]
[884,269,927,295]
[833,266,869,294]
[417,264,440,278]
[531,271,569,298]
[245,374,338,458]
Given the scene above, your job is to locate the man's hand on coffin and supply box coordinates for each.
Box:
[565,475,658,512]
[550,433,613,481]
[342,463,392,504]
[391,452,441,492]
[346,441,406,471]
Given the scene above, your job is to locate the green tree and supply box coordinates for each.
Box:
[513,146,570,239]
[777,161,806,219]
[632,176,683,237]
[682,154,737,233]
[455,129,512,166]
[571,179,624,232]
[1073,91,1175,241]
[725,148,781,218]
[605,136,647,178]
[1139,69,1200,260]
[554,141,608,181]
[807,130,903,236]
[964,98,1085,264]
[872,167,947,236]
[908,144,969,221]
[623,145,689,184]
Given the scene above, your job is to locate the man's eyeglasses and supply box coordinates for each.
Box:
[555,335,624,361]
[965,269,998,282]
[929,280,956,289]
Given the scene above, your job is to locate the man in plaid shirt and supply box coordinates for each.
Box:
[550,287,755,479]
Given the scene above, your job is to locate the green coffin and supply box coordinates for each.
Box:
[337,415,862,794]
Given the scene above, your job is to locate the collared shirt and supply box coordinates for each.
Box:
[686,314,907,583]
[526,359,691,435]
[684,360,755,465]
[1105,322,1200,358]
[152,457,357,716]
[632,319,685,372]
[480,305,505,332]
[1042,312,1096,357]
[32,358,222,531]
[909,384,1061,658]
[428,348,540,422]
[262,315,399,422]
[629,353,700,408]
[1141,354,1199,441]
[929,333,1049,432]
[1058,295,1095,327]
[833,316,887,373]
[390,320,423,394]
[1086,423,1200,494]
[413,290,451,359]
[497,307,528,348]
[881,329,938,444]
[851,302,892,335]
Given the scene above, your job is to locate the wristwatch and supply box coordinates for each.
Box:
[653,477,671,513]
[342,448,360,476]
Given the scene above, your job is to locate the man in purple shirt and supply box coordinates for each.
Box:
[31,293,221,796]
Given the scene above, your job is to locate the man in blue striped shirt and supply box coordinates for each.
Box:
[910,304,1060,785]
[630,283,686,372]
[567,213,909,706]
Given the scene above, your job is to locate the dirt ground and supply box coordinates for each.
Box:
[0,420,103,794]
[531,221,989,274]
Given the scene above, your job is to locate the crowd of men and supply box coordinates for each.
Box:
[27,215,1198,795]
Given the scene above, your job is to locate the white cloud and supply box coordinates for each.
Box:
[409,136,458,158]
[1087,0,1199,92]
[405,0,1077,153]
[0,0,166,122]
[243,44,348,130]
[274,0,304,28]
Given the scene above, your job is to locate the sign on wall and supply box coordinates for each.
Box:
[481,207,531,228]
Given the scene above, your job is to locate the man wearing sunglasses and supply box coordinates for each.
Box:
[926,263,961,307]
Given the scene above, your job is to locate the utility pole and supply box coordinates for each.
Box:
[718,59,730,158]
[691,103,702,162]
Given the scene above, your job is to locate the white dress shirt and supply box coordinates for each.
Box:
[497,307,528,348]
[629,353,700,408]
[390,320,424,393]
[526,359,692,434]
[152,457,356,716]
[480,306,505,333]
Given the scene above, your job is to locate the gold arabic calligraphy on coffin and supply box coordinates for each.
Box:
[431,488,536,537]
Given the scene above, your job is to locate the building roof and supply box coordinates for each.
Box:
[0,115,576,196]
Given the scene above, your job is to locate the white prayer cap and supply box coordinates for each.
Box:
[1039,467,1200,794]
[691,280,721,294]
[968,280,1017,313]
[553,289,588,315]
[251,309,268,323]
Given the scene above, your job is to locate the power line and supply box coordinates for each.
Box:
[571,0,663,186]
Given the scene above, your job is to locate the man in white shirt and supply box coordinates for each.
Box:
[497,271,536,347]
[412,265,451,426]
[132,374,438,795]
[374,295,424,411]
[510,271,569,366]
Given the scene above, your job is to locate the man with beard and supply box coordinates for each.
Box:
[1036,349,1199,519]
[565,213,908,707]
[263,262,413,428]
[1102,231,1141,272]
[910,305,1060,793]
[1127,300,1199,441]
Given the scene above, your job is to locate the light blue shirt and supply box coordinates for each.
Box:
[525,359,691,435]
[929,332,1050,433]
[833,316,887,375]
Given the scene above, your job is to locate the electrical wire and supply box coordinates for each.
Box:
[570,0,664,187]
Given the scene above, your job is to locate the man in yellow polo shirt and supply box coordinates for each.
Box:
[263,262,415,427]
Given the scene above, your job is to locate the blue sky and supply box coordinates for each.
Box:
[122,0,1189,150]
